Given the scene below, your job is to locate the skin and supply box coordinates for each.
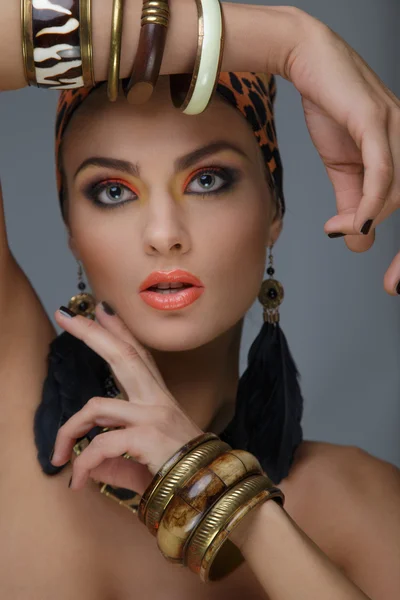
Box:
[0,75,399,600]
[61,76,282,434]
[0,2,398,595]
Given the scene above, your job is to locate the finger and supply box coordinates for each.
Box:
[372,110,400,228]
[70,428,154,490]
[55,308,156,401]
[383,251,400,296]
[51,396,142,466]
[352,109,394,232]
[324,213,375,252]
[94,302,169,394]
[52,398,170,467]
[307,109,376,252]
[88,455,153,493]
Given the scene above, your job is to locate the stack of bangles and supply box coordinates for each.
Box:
[75,430,285,583]
[20,0,225,115]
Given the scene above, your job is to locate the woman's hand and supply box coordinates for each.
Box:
[286,13,400,295]
[50,303,204,494]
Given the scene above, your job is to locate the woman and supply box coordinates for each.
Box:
[0,1,399,599]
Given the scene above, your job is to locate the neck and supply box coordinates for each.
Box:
[150,319,244,435]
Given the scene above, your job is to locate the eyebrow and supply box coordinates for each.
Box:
[73,140,250,181]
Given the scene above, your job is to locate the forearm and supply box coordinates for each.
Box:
[229,500,371,600]
[1,1,311,91]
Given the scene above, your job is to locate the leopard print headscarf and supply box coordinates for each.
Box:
[55,72,285,217]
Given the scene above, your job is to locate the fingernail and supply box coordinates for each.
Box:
[396,281,400,295]
[360,219,373,235]
[101,301,116,316]
[68,476,73,488]
[327,232,345,238]
[58,306,77,318]
[49,447,55,463]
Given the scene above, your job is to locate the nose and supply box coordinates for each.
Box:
[142,194,191,257]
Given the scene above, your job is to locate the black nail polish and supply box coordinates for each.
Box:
[101,301,116,316]
[360,219,373,235]
[68,476,73,488]
[59,306,76,318]
[396,281,400,295]
[328,232,345,238]
[49,447,54,462]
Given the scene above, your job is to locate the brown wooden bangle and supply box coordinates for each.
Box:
[156,449,263,564]
[123,0,170,104]
[137,432,220,524]
[143,439,231,536]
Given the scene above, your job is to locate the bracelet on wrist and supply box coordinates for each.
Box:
[156,448,263,563]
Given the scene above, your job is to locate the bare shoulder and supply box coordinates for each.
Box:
[281,439,400,598]
[287,438,400,496]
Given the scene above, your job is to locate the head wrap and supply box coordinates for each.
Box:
[54,72,285,218]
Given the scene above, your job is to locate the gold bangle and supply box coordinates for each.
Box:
[80,0,95,87]
[144,439,231,536]
[185,474,285,583]
[156,449,263,564]
[137,432,220,524]
[21,0,36,86]
[108,0,125,101]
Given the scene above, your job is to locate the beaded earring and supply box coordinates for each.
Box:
[258,246,284,324]
[68,261,96,319]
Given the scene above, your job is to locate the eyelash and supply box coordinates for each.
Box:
[81,166,241,210]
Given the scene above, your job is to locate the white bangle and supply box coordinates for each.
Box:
[170,0,224,115]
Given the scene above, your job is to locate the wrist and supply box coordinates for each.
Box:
[265,6,322,81]
[229,495,285,555]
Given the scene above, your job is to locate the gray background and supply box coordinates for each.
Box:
[1,0,399,466]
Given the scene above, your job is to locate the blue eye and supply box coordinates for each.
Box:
[84,180,138,208]
[185,167,240,196]
[82,166,241,210]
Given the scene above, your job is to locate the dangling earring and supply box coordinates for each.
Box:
[258,246,284,324]
[68,261,96,319]
[219,245,304,484]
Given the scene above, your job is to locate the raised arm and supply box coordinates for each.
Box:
[2,0,305,90]
[0,179,56,422]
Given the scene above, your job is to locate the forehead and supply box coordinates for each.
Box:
[61,77,265,173]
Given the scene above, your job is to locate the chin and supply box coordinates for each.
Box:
[127,315,223,354]
[139,326,211,353]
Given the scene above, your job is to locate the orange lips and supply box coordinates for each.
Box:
[139,286,205,311]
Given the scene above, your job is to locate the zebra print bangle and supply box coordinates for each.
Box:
[22,0,93,89]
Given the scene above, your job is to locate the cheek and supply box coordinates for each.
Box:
[70,216,139,297]
[204,195,269,314]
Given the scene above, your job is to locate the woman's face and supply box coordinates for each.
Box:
[62,77,280,352]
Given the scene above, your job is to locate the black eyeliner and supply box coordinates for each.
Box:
[82,180,135,210]
[81,165,241,209]
[184,166,241,196]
